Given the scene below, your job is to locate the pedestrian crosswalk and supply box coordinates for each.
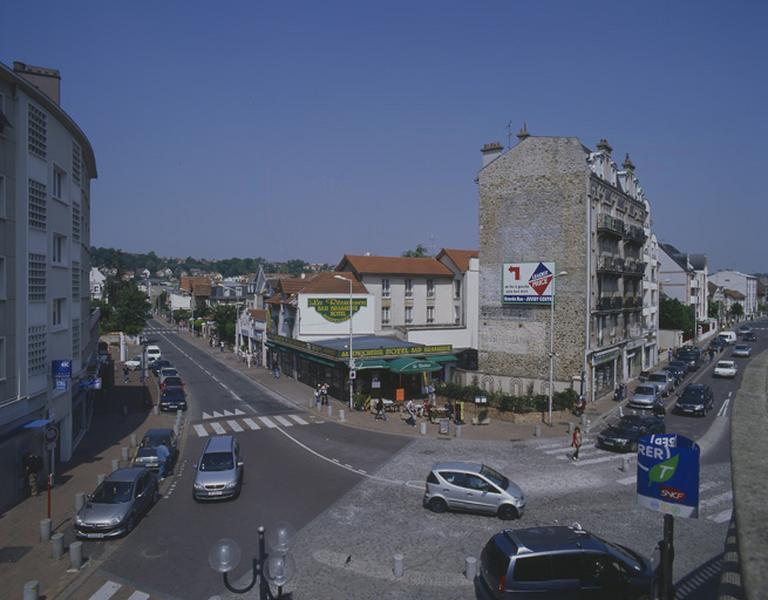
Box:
[192,413,315,437]
[85,581,151,600]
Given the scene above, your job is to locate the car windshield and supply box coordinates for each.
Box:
[136,448,157,458]
[163,388,184,398]
[614,418,644,431]
[735,345,749,351]
[601,538,645,572]
[649,374,667,382]
[91,481,133,504]
[480,465,509,490]
[163,377,182,385]
[635,386,656,395]
[717,362,734,368]
[200,452,234,472]
[141,434,170,448]
[679,390,703,403]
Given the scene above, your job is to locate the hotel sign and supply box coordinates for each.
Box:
[307,297,368,323]
[269,334,451,360]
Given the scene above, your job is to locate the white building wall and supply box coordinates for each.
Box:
[710,271,757,316]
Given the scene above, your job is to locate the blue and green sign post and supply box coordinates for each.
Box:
[637,433,700,600]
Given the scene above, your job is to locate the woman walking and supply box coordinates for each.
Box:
[571,425,583,462]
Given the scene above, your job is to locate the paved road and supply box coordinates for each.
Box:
[71,320,410,600]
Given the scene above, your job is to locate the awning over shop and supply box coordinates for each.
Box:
[355,358,390,370]
[388,357,442,374]
[429,354,459,364]
[592,348,620,366]
[297,352,336,368]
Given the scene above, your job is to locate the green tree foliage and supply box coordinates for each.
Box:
[708,300,722,319]
[98,280,150,334]
[213,305,238,345]
[172,309,191,323]
[660,298,695,338]
[401,244,429,258]
[730,302,744,318]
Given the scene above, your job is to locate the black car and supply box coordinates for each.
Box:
[673,384,715,417]
[132,428,179,473]
[661,365,685,386]
[677,351,701,371]
[159,386,187,412]
[668,359,691,374]
[479,525,657,599]
[743,332,757,342]
[709,338,727,352]
[151,359,173,376]
[597,415,666,453]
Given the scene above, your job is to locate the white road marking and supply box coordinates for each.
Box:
[288,414,309,425]
[202,411,213,420]
[259,416,277,429]
[717,397,730,417]
[699,491,733,509]
[535,442,567,450]
[127,592,150,600]
[274,415,293,427]
[617,475,637,486]
[243,418,261,430]
[234,408,246,416]
[88,581,122,600]
[571,455,622,466]
[700,481,721,492]
[212,410,223,418]
[226,419,244,432]
[193,424,208,437]
[223,409,234,416]
[210,422,226,434]
[708,508,732,523]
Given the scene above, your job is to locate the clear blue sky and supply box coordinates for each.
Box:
[2,1,766,272]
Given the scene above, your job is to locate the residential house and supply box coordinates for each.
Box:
[709,270,757,317]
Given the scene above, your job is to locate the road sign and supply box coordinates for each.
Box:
[45,424,59,444]
[637,433,700,518]
[349,369,357,380]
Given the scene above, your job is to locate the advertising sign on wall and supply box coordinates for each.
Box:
[502,262,556,304]
[299,294,375,337]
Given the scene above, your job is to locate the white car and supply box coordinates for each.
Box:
[713,360,737,378]
[158,368,180,386]
[124,355,143,370]
[732,344,752,358]
[146,345,162,363]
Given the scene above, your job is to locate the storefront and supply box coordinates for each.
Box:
[591,348,619,400]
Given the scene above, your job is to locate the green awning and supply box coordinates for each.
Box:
[388,357,442,374]
[265,341,276,349]
[297,352,336,368]
[355,358,390,370]
[429,354,459,364]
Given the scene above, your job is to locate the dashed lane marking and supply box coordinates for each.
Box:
[568,455,622,467]
[709,508,733,523]
[212,410,223,419]
[193,424,208,437]
[202,411,213,420]
[127,592,150,600]
[699,491,733,509]
[617,475,636,486]
[243,418,261,430]
[226,419,244,432]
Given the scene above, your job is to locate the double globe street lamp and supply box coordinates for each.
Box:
[209,523,296,599]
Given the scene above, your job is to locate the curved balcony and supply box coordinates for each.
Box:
[597,214,625,238]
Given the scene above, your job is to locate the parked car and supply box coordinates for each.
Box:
[159,386,187,412]
[743,331,757,342]
[193,436,244,501]
[150,359,173,376]
[646,371,674,396]
[146,345,162,363]
[124,355,143,371]
[717,332,737,345]
[673,384,715,417]
[159,376,184,392]
[668,359,691,374]
[676,351,702,371]
[661,365,685,387]
[423,461,525,520]
[713,360,738,378]
[133,428,178,473]
[732,344,752,358]
[628,383,661,409]
[74,468,158,539]
[479,524,657,599]
[158,368,180,386]
[597,415,666,452]
[709,337,727,353]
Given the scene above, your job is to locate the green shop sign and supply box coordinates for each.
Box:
[307,297,368,323]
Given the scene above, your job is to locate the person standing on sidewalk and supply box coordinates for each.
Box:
[156,443,170,481]
[571,426,582,461]
[220,340,225,353]
[123,365,130,384]
[667,348,673,362]
[314,384,321,406]
[321,383,329,406]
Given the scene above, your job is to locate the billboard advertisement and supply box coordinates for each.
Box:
[502,262,556,304]
[298,294,375,337]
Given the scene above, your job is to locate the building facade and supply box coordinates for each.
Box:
[709,270,757,317]
[0,61,98,512]
[475,134,653,401]
[641,233,660,370]
[658,243,710,339]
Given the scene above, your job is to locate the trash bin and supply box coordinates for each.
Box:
[439,418,450,435]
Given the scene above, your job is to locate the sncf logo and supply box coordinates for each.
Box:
[660,486,686,502]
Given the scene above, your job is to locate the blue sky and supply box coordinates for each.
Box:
[2,1,766,272]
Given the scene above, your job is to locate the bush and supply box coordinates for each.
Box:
[435,382,578,414]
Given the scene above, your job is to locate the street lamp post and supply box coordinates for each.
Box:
[548,271,568,427]
[209,523,295,599]
[334,275,354,410]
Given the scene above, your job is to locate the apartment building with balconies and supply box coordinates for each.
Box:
[0,61,98,513]
[475,132,655,401]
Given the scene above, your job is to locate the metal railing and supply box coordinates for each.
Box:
[597,214,625,237]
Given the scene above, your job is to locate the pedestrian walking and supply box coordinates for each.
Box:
[314,384,321,407]
[667,348,673,362]
[321,383,329,406]
[571,425,582,461]
[273,363,280,379]
[156,443,170,480]
[220,340,225,353]
[375,397,387,421]
[123,365,130,384]
[246,352,252,368]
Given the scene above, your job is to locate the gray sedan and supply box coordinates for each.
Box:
[74,468,159,539]
[628,383,661,409]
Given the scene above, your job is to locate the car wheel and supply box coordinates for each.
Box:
[428,497,448,514]
[498,504,519,520]
[152,488,161,504]
[125,515,136,534]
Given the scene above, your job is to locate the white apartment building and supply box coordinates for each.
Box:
[0,62,98,513]
[89,266,106,301]
[709,270,758,316]
[658,243,709,339]
[641,232,660,370]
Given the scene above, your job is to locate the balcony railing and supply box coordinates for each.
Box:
[625,225,647,244]
[623,260,647,276]
[596,295,623,311]
[597,214,625,237]
[597,256,623,274]
[623,296,643,309]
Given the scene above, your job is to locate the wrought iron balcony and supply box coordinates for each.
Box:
[597,214,625,237]
[624,225,647,244]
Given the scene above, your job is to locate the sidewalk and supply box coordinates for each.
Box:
[0,360,177,599]
[176,329,622,442]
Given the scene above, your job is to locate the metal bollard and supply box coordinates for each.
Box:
[580,414,588,428]
[393,553,404,578]
[111,458,119,472]
[465,556,477,581]
[75,492,85,512]
[534,424,541,437]
[130,433,137,448]
[568,421,575,435]
[621,455,631,472]
[420,422,427,435]
[97,473,106,486]
[121,446,129,461]
[51,532,64,559]
[455,424,462,438]
[177,409,183,420]
[327,404,333,417]
[316,401,321,411]
[339,409,346,422]
[39,518,51,542]
[23,580,39,600]
[153,405,159,415]
[69,541,83,570]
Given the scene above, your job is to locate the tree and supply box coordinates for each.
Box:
[708,300,722,320]
[212,305,238,345]
[172,309,191,323]
[659,298,695,338]
[730,302,744,318]
[401,244,429,258]
[97,281,150,334]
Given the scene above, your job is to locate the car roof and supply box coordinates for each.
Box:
[205,435,235,452]
[145,428,174,437]
[650,371,670,377]
[162,385,185,393]
[682,384,708,392]
[505,526,603,554]
[617,414,657,424]
[432,461,483,473]
[106,467,145,482]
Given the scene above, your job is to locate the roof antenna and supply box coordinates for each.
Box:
[506,121,514,149]
[430,233,436,256]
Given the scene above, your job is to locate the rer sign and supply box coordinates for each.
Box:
[637,433,700,518]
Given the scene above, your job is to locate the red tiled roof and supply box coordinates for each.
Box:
[279,277,314,294]
[249,309,267,321]
[724,289,745,300]
[336,255,453,277]
[298,272,368,294]
[436,248,478,273]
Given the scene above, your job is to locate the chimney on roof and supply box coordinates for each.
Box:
[596,138,613,156]
[481,141,503,167]
[13,61,61,104]
[622,153,635,172]
[516,122,530,141]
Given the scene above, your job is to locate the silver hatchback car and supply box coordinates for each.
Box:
[629,383,661,409]
[423,462,525,520]
[193,436,243,501]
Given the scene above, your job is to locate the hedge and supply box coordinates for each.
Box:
[435,381,577,414]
